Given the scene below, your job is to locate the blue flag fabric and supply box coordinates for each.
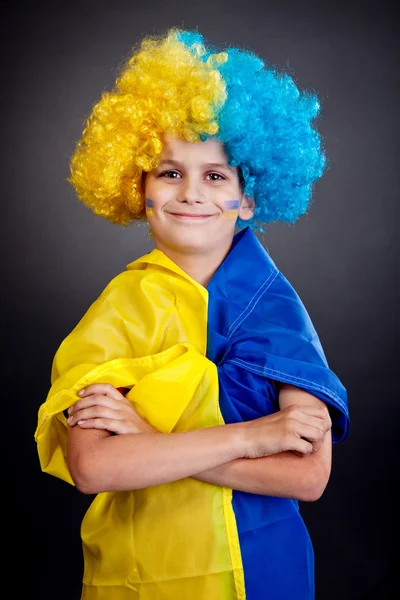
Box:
[206,227,349,599]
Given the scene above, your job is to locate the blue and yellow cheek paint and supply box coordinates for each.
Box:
[145,198,154,217]
[222,200,240,219]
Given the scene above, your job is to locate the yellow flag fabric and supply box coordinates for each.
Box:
[35,249,245,599]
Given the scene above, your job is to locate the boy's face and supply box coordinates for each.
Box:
[144,135,254,255]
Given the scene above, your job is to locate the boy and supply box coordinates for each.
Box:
[35,29,349,600]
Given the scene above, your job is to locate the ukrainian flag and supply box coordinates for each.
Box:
[35,227,349,600]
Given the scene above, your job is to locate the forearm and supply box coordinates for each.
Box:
[68,382,332,496]
[193,448,331,502]
[69,424,245,494]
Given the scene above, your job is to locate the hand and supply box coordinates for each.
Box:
[240,404,332,459]
[67,383,158,435]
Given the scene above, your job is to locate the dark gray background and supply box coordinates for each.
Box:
[2,0,398,598]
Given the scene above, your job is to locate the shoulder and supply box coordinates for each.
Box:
[96,267,151,306]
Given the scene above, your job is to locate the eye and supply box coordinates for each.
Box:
[206,172,225,181]
[159,170,181,179]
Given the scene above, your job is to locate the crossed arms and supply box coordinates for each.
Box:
[67,382,332,501]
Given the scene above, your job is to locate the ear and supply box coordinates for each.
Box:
[238,195,255,221]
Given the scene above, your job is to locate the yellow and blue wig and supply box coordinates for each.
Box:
[69,28,326,229]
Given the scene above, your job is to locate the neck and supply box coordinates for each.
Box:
[154,237,234,287]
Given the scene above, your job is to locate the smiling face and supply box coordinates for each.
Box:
[143,135,254,256]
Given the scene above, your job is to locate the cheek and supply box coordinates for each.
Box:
[145,197,154,217]
[221,199,240,220]
[144,186,171,216]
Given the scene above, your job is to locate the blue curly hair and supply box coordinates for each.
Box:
[177,31,326,228]
[69,28,326,229]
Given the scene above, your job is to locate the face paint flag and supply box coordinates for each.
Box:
[222,200,240,219]
[145,198,154,217]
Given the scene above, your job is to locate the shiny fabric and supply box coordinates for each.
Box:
[35,227,349,600]
[35,252,245,600]
[206,227,349,599]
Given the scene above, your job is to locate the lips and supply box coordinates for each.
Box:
[168,212,217,219]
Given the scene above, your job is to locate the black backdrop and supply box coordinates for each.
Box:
[1,1,398,598]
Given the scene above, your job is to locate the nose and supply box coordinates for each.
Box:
[177,176,205,204]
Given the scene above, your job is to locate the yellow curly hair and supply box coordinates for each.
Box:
[69,29,228,225]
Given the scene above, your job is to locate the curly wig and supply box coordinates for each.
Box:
[69,28,326,228]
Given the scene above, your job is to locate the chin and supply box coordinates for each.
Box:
[161,232,211,253]
[153,225,235,255]
[170,236,210,253]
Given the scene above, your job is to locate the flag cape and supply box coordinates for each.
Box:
[35,227,349,599]
[207,227,348,598]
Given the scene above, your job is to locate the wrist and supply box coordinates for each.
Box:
[225,422,249,460]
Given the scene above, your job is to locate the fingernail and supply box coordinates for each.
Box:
[68,407,73,414]
[77,420,85,425]
[78,389,85,396]
[67,417,73,424]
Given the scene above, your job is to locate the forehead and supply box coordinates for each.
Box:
[160,134,229,164]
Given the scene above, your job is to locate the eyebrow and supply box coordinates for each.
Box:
[157,159,234,172]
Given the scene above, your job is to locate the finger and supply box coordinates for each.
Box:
[289,437,314,456]
[303,438,323,453]
[68,405,125,426]
[69,394,127,416]
[287,404,331,423]
[295,413,332,433]
[77,383,126,401]
[289,407,332,431]
[77,418,131,435]
[297,423,326,445]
